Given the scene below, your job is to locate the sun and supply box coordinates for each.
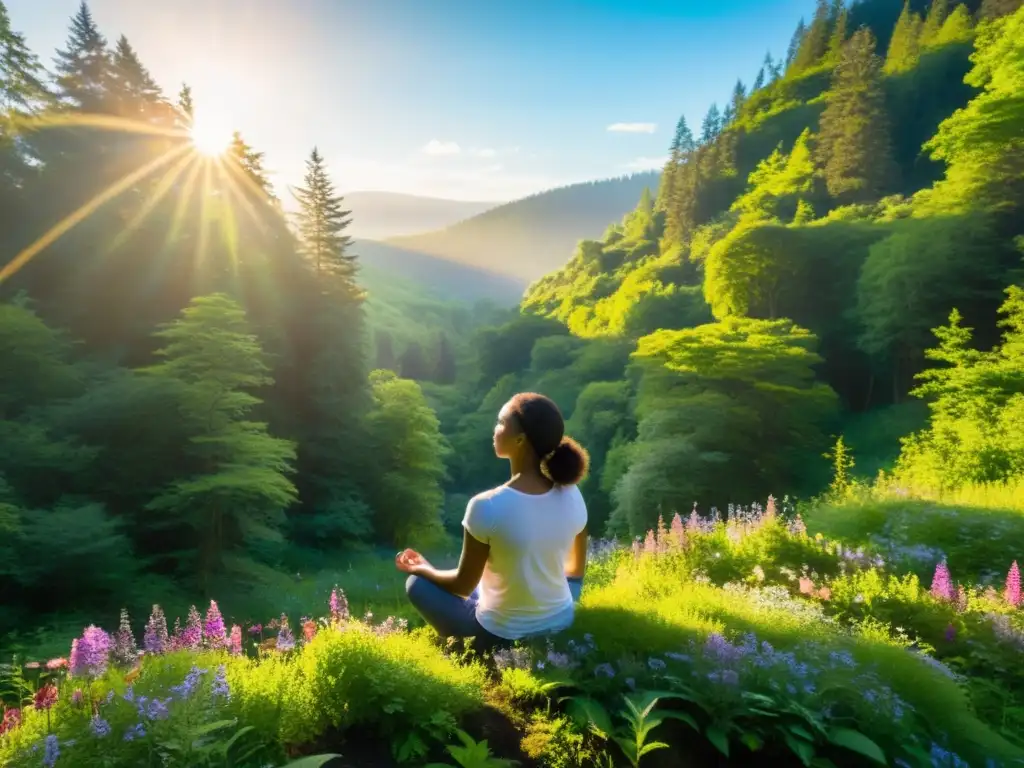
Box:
[189,110,233,157]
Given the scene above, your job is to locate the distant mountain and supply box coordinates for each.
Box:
[386,172,661,283]
[341,191,499,240]
[354,239,525,305]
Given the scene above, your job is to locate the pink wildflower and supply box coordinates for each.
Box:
[1006,561,1021,608]
[302,620,317,643]
[329,587,349,622]
[144,605,169,655]
[0,707,21,736]
[228,625,242,656]
[798,577,815,595]
[642,529,657,556]
[930,561,954,602]
[765,495,777,519]
[655,515,669,553]
[112,608,138,667]
[45,658,67,671]
[669,512,686,548]
[204,601,227,649]
[33,685,58,711]
[180,605,203,649]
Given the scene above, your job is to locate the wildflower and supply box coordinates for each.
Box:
[945,623,957,642]
[655,514,669,553]
[169,618,183,650]
[647,657,666,672]
[70,690,85,708]
[204,601,227,649]
[669,512,686,549]
[228,625,242,656]
[211,665,230,700]
[817,586,831,601]
[248,624,262,636]
[0,707,21,736]
[71,626,112,679]
[42,734,59,768]
[956,585,968,613]
[1006,561,1021,608]
[171,666,207,700]
[276,616,296,652]
[180,605,203,649]
[113,608,138,667]
[593,663,615,678]
[34,684,58,711]
[930,561,954,602]
[798,577,815,595]
[145,698,170,721]
[765,495,777,519]
[45,658,68,671]
[123,723,146,742]
[89,715,111,738]
[642,529,657,556]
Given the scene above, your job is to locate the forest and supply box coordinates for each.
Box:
[1,0,1023,766]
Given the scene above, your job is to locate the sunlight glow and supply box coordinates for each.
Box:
[189,110,234,157]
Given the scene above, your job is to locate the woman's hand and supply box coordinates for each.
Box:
[395,548,431,575]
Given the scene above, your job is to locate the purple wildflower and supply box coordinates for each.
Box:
[143,605,169,655]
[228,625,242,656]
[180,605,203,649]
[329,587,350,622]
[170,618,183,650]
[930,561,954,602]
[171,666,206,700]
[112,608,138,667]
[42,734,59,767]
[1006,561,1021,608]
[212,665,230,699]
[945,623,957,642]
[123,723,146,742]
[71,626,112,679]
[276,616,296,652]
[145,698,170,721]
[204,601,227,649]
[89,714,111,738]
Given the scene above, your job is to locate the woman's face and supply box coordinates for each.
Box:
[493,402,523,459]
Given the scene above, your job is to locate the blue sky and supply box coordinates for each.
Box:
[7,0,816,201]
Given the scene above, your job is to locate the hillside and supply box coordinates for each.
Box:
[340,191,498,240]
[386,172,660,282]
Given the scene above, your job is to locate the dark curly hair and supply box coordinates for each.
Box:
[507,392,590,486]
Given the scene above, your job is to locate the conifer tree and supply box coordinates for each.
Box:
[752,66,766,92]
[699,104,722,145]
[934,4,974,45]
[175,83,193,130]
[786,19,807,70]
[816,27,898,202]
[885,1,923,74]
[111,35,165,120]
[826,5,850,64]
[920,0,950,48]
[729,80,747,121]
[792,0,832,71]
[292,147,355,286]
[0,1,48,114]
[657,114,695,212]
[765,51,783,82]
[228,131,277,203]
[53,1,113,112]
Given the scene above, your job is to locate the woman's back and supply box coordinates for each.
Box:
[463,483,587,640]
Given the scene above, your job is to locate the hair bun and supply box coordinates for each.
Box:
[541,437,590,486]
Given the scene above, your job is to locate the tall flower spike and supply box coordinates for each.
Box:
[181,605,203,649]
[113,608,138,667]
[1006,561,1021,608]
[71,626,112,679]
[329,586,350,623]
[144,605,169,655]
[204,601,227,649]
[930,561,954,602]
[228,625,243,656]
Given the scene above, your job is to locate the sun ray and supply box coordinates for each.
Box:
[107,152,199,254]
[0,143,192,286]
[17,111,187,140]
[219,161,270,234]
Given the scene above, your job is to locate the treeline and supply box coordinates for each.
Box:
[480,0,1024,536]
[0,1,448,629]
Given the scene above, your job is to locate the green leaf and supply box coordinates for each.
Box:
[706,726,730,757]
[739,732,765,751]
[566,696,613,739]
[783,733,815,766]
[279,756,343,768]
[660,711,700,732]
[190,719,238,737]
[827,728,886,765]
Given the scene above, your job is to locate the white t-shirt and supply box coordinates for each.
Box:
[463,484,588,640]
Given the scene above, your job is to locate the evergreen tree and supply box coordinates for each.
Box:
[434,332,457,384]
[885,1,923,74]
[816,27,898,203]
[657,114,695,212]
[699,103,722,145]
[792,0,832,71]
[765,51,783,82]
[786,19,807,69]
[0,1,48,114]
[728,80,747,121]
[752,66,766,92]
[934,4,974,45]
[53,1,113,112]
[228,131,276,203]
[110,35,164,120]
[292,147,356,286]
[920,0,950,48]
[176,83,193,126]
[141,294,297,594]
[826,5,850,64]
[399,340,430,380]
[669,113,696,154]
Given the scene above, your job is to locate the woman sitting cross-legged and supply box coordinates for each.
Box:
[395,392,590,652]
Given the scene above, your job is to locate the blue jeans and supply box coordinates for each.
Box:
[405,574,583,649]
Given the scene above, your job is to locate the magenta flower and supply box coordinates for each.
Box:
[112,608,138,667]
[70,626,112,679]
[144,605,169,655]
[1006,561,1021,608]
[228,625,242,656]
[180,605,203,649]
[204,601,227,649]
[169,617,183,651]
[930,561,954,602]
[329,587,349,623]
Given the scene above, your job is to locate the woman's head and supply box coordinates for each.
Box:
[493,392,589,486]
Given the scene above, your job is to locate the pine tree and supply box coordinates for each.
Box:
[934,4,974,45]
[669,114,696,154]
[729,80,747,122]
[292,147,356,286]
[792,0,832,71]
[699,104,722,145]
[657,114,695,212]
[53,1,113,112]
[885,1,923,74]
[228,131,276,203]
[920,0,950,48]
[816,27,898,203]
[752,66,766,92]
[175,83,193,130]
[110,35,164,120]
[0,1,48,113]
[766,51,783,82]
[826,5,850,64]
[786,19,807,70]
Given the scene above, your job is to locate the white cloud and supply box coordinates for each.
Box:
[469,147,498,158]
[607,122,657,134]
[623,155,668,171]
[421,139,461,156]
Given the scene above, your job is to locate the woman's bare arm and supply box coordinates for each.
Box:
[565,527,588,579]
